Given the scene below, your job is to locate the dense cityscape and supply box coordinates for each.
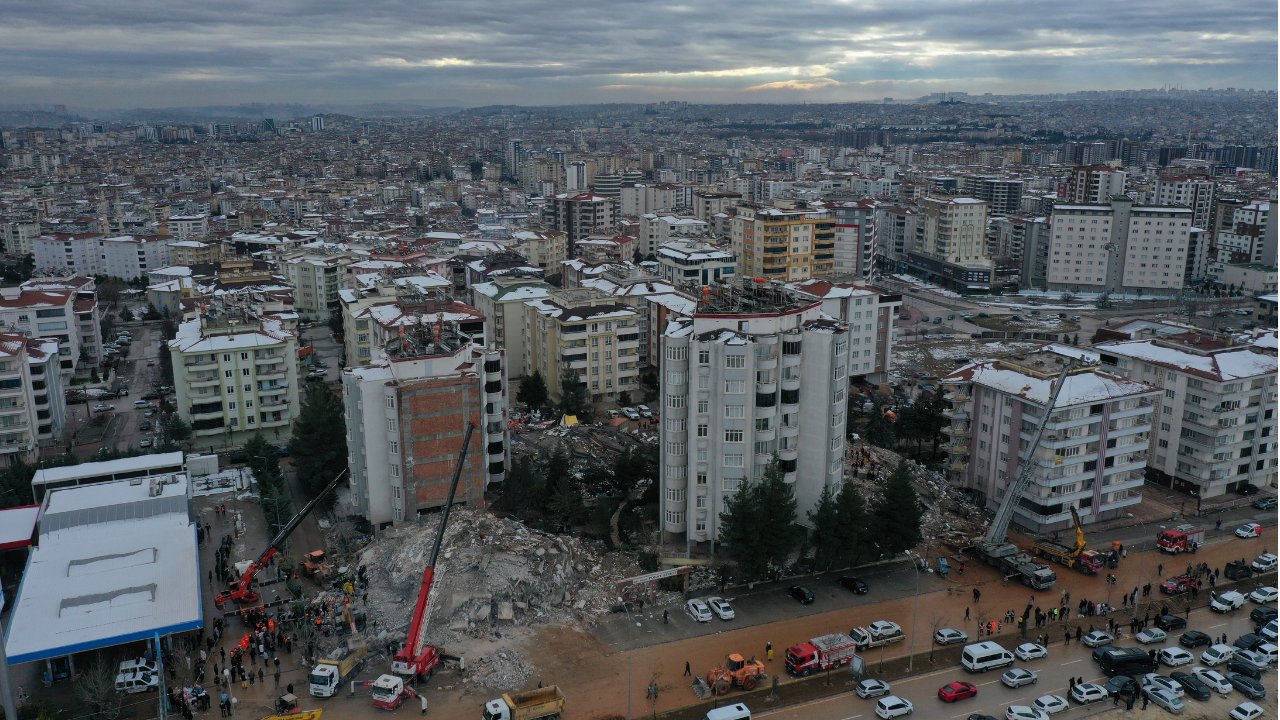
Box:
[0,87,1275,720]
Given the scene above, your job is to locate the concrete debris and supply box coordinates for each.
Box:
[351,507,647,693]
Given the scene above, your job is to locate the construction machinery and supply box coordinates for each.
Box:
[483,686,566,720]
[309,640,372,697]
[390,422,475,679]
[704,653,768,694]
[970,365,1075,590]
[1032,507,1103,574]
[215,470,347,609]
[302,549,331,578]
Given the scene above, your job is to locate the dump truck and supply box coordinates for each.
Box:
[785,633,859,676]
[849,621,905,651]
[1156,525,1204,554]
[483,686,566,720]
[1032,541,1104,574]
[975,545,1057,589]
[309,641,372,697]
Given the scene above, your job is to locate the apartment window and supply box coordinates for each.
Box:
[725,355,745,369]
[665,510,684,525]
[725,429,744,442]
[666,347,687,361]
[226,385,234,394]
[697,424,708,438]
[389,440,399,453]
[386,397,395,408]
[225,370,233,378]
[240,352,249,360]
[223,354,231,362]
[664,488,684,503]
[724,380,745,394]
[229,418,238,427]
[724,453,744,467]
[666,394,685,409]
[667,372,685,385]
[831,411,844,427]
[754,418,770,431]
[242,368,250,376]
[228,401,237,410]
[247,416,255,425]
[244,384,251,392]
[697,400,709,413]
[725,405,744,418]
[698,350,710,364]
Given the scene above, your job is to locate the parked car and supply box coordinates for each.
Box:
[635,404,653,418]
[1227,673,1265,700]
[1168,671,1211,701]
[1237,483,1260,496]
[1082,630,1115,647]
[139,421,152,432]
[139,438,153,448]
[934,628,969,646]
[684,598,713,623]
[1158,647,1194,667]
[1015,643,1048,661]
[1200,644,1235,666]
[622,407,641,420]
[788,586,814,604]
[1155,614,1188,631]
[838,576,869,594]
[1251,497,1278,510]
[1231,702,1265,720]
[1179,631,1211,648]
[706,596,734,621]
[1250,553,1277,573]
[92,403,114,413]
[1141,674,1184,699]
[1104,676,1136,697]
[1004,706,1047,720]
[1001,668,1038,688]
[133,400,150,408]
[1226,657,1263,680]
[1069,683,1107,704]
[1032,695,1067,715]
[1190,666,1231,694]
[1142,686,1185,715]
[874,696,913,719]
[1137,628,1168,644]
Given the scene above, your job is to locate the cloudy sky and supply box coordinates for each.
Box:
[3,0,1275,108]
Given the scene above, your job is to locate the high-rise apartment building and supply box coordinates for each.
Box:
[638,214,707,257]
[1047,196,1198,294]
[1154,176,1215,231]
[524,288,641,402]
[790,278,901,383]
[470,277,554,380]
[658,280,849,552]
[550,193,617,246]
[1065,166,1126,204]
[942,350,1159,532]
[279,246,353,322]
[342,328,507,527]
[960,175,1024,216]
[988,216,1051,289]
[656,240,736,287]
[1096,333,1277,498]
[826,200,878,277]
[731,205,835,282]
[907,197,993,292]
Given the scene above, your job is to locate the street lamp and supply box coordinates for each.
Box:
[905,550,921,672]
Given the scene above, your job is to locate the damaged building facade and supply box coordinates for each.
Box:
[658,279,850,554]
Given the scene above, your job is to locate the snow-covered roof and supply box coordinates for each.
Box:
[946,363,1157,407]
[0,505,38,550]
[168,316,292,353]
[472,281,552,303]
[4,476,202,665]
[1096,339,1277,382]
[32,452,186,489]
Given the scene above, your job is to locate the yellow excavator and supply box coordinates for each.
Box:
[1032,507,1103,574]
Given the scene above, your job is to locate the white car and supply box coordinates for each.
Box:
[1253,642,1277,665]
[1143,686,1185,715]
[92,403,114,413]
[1231,702,1265,720]
[1236,523,1264,538]
[874,695,913,719]
[934,628,969,645]
[1015,643,1048,661]
[1005,705,1048,720]
[1137,628,1168,644]
[1069,683,1107,704]
[684,598,712,623]
[1261,620,1278,642]
[1201,644,1235,666]
[1211,591,1246,613]
[133,400,150,408]
[1250,586,1278,604]
[636,404,653,418]
[1190,666,1232,693]
[1252,553,1278,572]
[622,407,641,420]
[706,596,734,621]
[1032,694,1068,714]
[856,678,892,699]
[1158,647,1194,667]
[1141,674,1184,698]
[1082,630,1115,647]
[1001,668,1038,688]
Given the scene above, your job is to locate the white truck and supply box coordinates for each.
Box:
[849,620,905,651]
[1210,590,1246,613]
[309,642,371,697]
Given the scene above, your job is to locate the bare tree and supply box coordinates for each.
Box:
[928,611,949,661]
[75,660,123,720]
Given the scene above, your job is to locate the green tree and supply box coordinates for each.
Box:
[0,460,35,507]
[498,456,546,519]
[808,484,843,571]
[143,303,162,321]
[326,314,344,337]
[288,382,348,512]
[546,472,587,530]
[870,461,923,556]
[557,369,589,418]
[469,160,484,179]
[865,406,896,448]
[516,371,549,410]
[718,457,802,580]
[833,482,871,567]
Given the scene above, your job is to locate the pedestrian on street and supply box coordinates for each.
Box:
[965,607,970,621]
[766,642,774,661]
[1157,563,1163,576]
[1216,518,1222,530]
[420,695,428,715]
[1065,631,1070,645]
[973,588,980,603]
[684,661,691,677]
[1142,695,1149,710]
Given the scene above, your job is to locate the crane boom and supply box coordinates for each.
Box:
[982,364,1075,546]
[215,469,348,608]
[1069,506,1087,558]
[392,422,475,677]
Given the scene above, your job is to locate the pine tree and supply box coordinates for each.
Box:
[866,407,896,448]
[557,369,589,418]
[288,383,348,512]
[808,484,843,571]
[719,457,801,580]
[517,371,549,410]
[870,460,923,555]
[833,482,870,567]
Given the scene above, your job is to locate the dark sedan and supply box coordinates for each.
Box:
[1227,658,1262,680]
[1155,614,1187,631]
[839,576,869,594]
[1179,631,1212,648]
[1169,672,1212,701]
[1104,675,1136,697]
[788,586,815,604]
[1250,607,1277,625]
[1227,673,1266,700]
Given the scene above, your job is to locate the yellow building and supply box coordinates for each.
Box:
[167,240,221,266]
[524,288,641,403]
[730,205,835,282]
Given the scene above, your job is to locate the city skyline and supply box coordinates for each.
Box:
[2,0,1275,108]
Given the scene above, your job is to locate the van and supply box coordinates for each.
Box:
[1098,647,1155,676]
[115,670,157,694]
[961,641,1015,672]
[704,703,751,720]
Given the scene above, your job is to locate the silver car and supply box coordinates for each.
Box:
[1001,668,1038,688]
[1143,686,1185,715]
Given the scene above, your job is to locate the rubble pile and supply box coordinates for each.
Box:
[847,442,989,547]
[355,507,646,691]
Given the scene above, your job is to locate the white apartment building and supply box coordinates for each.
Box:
[638,214,707,257]
[166,214,210,239]
[1154,176,1215,230]
[1215,200,1271,265]
[20,276,104,366]
[0,334,42,464]
[1096,333,1278,497]
[1066,166,1126,204]
[510,229,568,271]
[1046,196,1196,294]
[907,197,994,292]
[658,281,850,553]
[279,246,353,322]
[524,288,641,402]
[33,233,103,277]
[101,235,174,281]
[26,337,65,449]
[790,278,901,383]
[988,216,1051,289]
[873,205,919,262]
[0,286,87,380]
[656,240,736,288]
[826,199,878,277]
[169,311,300,446]
[2,221,40,256]
[342,329,507,527]
[942,350,1159,532]
[470,277,553,380]
[622,184,685,217]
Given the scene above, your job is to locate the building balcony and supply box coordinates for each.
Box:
[258,416,291,428]
[944,392,970,403]
[756,381,777,395]
[255,356,284,368]
[942,407,969,420]
[190,375,221,388]
[758,356,777,371]
[778,424,800,438]
[755,427,776,442]
[260,401,289,413]
[259,370,287,381]
[185,361,218,372]
[190,409,224,421]
[945,442,969,456]
[943,424,969,438]
[947,460,967,473]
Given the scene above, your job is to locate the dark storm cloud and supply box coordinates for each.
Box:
[0,0,1273,107]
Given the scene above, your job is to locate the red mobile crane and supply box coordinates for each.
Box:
[214,469,348,609]
[391,422,475,678]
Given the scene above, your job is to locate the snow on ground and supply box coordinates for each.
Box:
[892,274,963,298]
